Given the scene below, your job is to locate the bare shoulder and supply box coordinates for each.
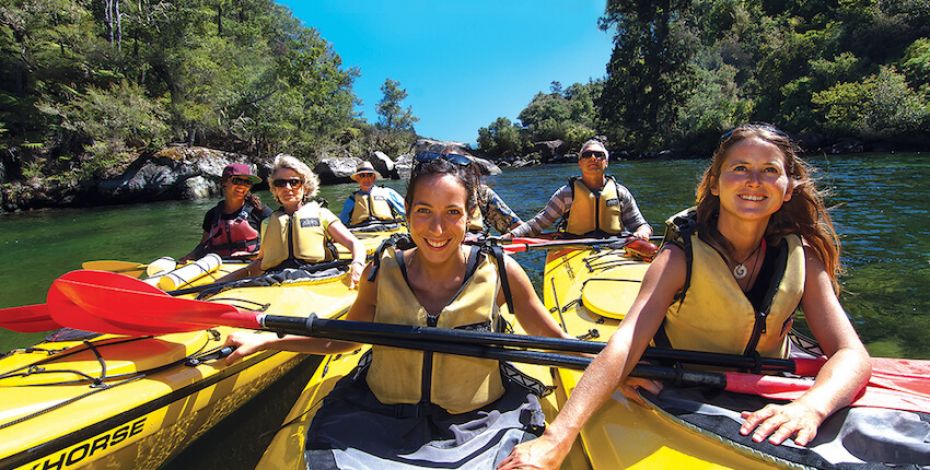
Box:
[643,243,687,289]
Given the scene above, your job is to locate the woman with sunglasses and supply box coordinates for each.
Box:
[499,125,871,469]
[220,154,366,288]
[181,163,272,262]
[224,155,572,467]
[503,139,653,241]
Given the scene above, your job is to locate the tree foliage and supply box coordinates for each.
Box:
[376,78,418,132]
[0,0,363,182]
[592,0,930,153]
[477,80,601,157]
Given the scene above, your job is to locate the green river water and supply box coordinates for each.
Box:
[1,154,928,467]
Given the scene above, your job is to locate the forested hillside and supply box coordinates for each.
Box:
[479,0,930,157]
[0,0,413,185]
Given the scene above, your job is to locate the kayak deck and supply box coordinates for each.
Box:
[544,246,785,469]
[255,310,593,470]
[0,258,362,469]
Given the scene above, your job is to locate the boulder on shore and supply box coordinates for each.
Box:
[368,151,398,179]
[94,146,262,203]
[313,157,362,185]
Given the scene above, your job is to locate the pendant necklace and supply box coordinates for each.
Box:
[733,239,765,280]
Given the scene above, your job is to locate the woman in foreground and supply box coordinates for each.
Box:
[225,155,572,467]
[499,124,871,469]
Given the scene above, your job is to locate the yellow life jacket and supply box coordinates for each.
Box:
[661,216,805,358]
[260,202,333,270]
[366,246,504,414]
[349,186,397,226]
[564,176,624,236]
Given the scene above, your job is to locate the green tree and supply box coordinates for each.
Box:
[477,117,525,158]
[376,78,417,132]
[598,0,699,151]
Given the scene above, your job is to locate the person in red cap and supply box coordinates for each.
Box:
[181,163,272,261]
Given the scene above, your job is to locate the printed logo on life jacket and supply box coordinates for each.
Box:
[605,198,620,207]
[300,218,321,228]
[373,195,386,201]
[29,417,146,470]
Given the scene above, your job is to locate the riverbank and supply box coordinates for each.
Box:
[2,136,922,213]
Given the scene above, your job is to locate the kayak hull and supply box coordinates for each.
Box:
[0,229,399,470]
[544,247,795,469]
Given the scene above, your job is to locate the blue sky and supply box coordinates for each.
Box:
[277,1,613,144]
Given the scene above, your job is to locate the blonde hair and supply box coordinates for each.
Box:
[268,153,320,203]
[695,124,842,291]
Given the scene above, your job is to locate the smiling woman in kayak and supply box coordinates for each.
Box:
[180,163,272,261]
[219,154,367,288]
[500,124,872,469]
[224,154,572,468]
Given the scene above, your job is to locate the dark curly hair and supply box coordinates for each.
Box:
[405,156,478,214]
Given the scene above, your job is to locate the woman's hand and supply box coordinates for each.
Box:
[223,331,272,365]
[497,432,568,470]
[617,376,663,406]
[347,261,364,289]
[739,400,824,446]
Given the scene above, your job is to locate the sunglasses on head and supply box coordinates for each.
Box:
[414,151,472,167]
[229,177,254,186]
[272,178,303,189]
[720,123,788,143]
[580,150,607,160]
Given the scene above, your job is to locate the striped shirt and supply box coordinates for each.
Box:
[509,180,649,237]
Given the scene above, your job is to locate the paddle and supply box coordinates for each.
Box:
[501,236,633,254]
[80,260,147,277]
[0,304,60,332]
[46,270,930,408]
[41,279,930,413]
[497,236,659,260]
[0,260,352,333]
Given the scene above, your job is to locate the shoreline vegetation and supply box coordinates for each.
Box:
[2,1,928,213]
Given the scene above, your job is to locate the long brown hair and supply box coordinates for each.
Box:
[695,124,842,291]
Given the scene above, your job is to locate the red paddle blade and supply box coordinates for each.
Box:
[793,356,930,399]
[0,304,60,332]
[50,270,261,333]
[724,371,930,414]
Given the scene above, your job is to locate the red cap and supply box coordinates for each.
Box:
[222,163,261,184]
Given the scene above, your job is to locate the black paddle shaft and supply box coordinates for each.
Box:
[258,315,794,373]
[258,314,727,389]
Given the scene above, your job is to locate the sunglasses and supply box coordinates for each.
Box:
[229,177,254,186]
[580,150,607,160]
[720,123,788,143]
[414,151,473,167]
[272,178,303,189]
[357,172,376,179]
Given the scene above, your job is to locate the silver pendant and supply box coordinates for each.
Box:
[733,263,748,279]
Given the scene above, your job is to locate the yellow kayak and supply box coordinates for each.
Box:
[255,308,593,470]
[544,246,790,469]
[0,225,405,470]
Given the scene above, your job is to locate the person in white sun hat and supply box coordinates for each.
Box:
[339,161,406,228]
